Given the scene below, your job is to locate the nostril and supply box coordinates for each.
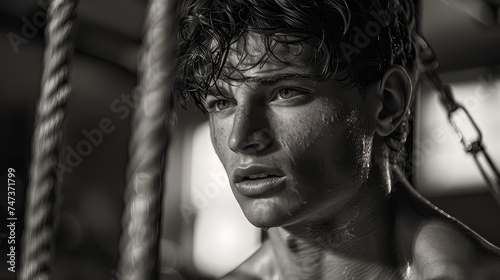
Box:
[243,143,260,155]
[251,129,274,146]
[230,131,274,154]
[260,128,274,141]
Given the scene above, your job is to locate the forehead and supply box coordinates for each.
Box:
[222,32,321,80]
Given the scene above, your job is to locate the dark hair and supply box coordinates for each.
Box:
[175,0,420,163]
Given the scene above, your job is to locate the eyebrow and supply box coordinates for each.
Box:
[223,73,320,87]
[207,72,321,98]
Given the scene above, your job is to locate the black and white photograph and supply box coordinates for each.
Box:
[1,0,500,279]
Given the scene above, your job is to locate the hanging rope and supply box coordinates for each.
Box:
[116,0,178,279]
[20,0,78,279]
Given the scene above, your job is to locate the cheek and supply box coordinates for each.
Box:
[276,99,372,184]
[209,116,232,163]
[275,98,339,150]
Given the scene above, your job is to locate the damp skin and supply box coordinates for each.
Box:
[207,33,374,229]
[204,32,500,280]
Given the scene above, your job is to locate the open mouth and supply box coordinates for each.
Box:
[242,174,280,181]
[235,174,285,197]
[232,165,286,196]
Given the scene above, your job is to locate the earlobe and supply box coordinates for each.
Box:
[374,65,413,137]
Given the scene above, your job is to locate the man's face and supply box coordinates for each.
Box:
[205,33,374,228]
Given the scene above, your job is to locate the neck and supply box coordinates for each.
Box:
[267,157,398,279]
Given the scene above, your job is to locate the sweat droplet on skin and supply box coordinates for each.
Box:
[346,109,359,125]
[361,135,373,177]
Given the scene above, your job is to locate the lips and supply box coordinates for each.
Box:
[232,164,285,197]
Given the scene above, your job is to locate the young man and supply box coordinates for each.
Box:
[175,0,500,279]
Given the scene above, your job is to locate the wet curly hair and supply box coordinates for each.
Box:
[175,0,420,163]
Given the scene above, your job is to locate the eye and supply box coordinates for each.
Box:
[273,88,307,101]
[215,100,230,111]
[205,98,235,113]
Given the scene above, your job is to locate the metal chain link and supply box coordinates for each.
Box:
[415,34,500,205]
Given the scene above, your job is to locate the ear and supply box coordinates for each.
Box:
[365,65,413,137]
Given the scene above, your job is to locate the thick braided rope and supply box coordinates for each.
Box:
[20,0,78,279]
[116,0,177,279]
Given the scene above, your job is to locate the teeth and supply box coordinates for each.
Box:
[248,174,269,179]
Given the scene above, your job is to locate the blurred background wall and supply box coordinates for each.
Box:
[1,0,500,279]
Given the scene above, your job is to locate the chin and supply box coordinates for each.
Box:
[239,199,305,229]
[245,216,286,229]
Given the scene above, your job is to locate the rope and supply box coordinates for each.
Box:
[116,0,178,278]
[20,0,78,279]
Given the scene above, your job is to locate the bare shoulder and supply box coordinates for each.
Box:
[412,219,500,279]
[219,240,276,280]
[393,176,500,279]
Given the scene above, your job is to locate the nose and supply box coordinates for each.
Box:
[228,101,274,155]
